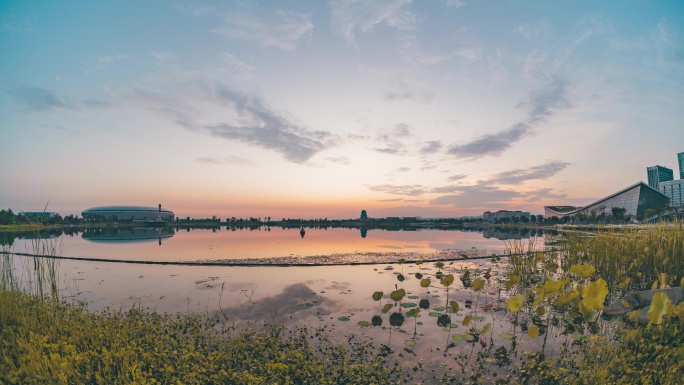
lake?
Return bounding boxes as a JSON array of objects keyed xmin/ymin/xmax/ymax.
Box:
[{"xmin": 2, "ymin": 226, "xmax": 555, "ymax": 382}]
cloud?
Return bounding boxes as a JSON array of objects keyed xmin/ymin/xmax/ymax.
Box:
[
  {"xmin": 444, "ymin": 0, "xmax": 465, "ymax": 8},
  {"xmin": 525, "ymin": 188, "xmax": 567, "ymax": 202},
  {"xmin": 325, "ymin": 156, "xmax": 351, "ymax": 165},
  {"xmin": 396, "ymin": 167, "xmax": 411, "ymax": 172},
  {"xmin": 655, "ymin": 20, "xmax": 684, "ymax": 69},
  {"xmin": 89, "ymin": 54, "xmax": 136, "ymax": 70},
  {"xmin": 384, "ymin": 74, "xmax": 434, "ymax": 102},
  {"xmin": 196, "ymin": 156, "xmax": 251, "ymax": 165},
  {"xmin": 522, "ymin": 76, "xmax": 571, "ymax": 124},
  {"xmin": 419, "ymin": 141, "xmax": 442, "ymax": 154},
  {"xmin": 446, "ymin": 123, "xmax": 530, "ymax": 159},
  {"xmin": 7, "ymin": 86, "xmax": 73, "ymax": 112},
  {"xmin": 330, "ymin": 0, "xmax": 416, "ymax": 46},
  {"xmin": 368, "ymin": 184, "xmax": 426, "ymax": 196},
  {"xmin": 492, "ymin": 161, "xmax": 570, "ymax": 184},
  {"xmin": 447, "ymin": 174, "xmax": 467, "ymax": 182},
  {"xmin": 429, "ymin": 183, "xmax": 522, "ymax": 207},
  {"xmin": 212, "ymin": 10, "xmax": 313, "ymax": 50}
]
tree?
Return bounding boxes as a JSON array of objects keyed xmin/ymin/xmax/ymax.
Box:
[{"xmin": 611, "ymin": 207, "xmax": 627, "ymax": 223}]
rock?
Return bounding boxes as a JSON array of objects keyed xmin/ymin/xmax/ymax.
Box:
[{"xmin": 603, "ymin": 287, "xmax": 683, "ymax": 322}]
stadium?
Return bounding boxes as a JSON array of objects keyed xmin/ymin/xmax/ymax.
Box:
[{"xmin": 82, "ymin": 205, "xmax": 174, "ymax": 222}]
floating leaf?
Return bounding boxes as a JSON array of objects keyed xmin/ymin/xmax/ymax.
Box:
[
  {"xmin": 449, "ymin": 300, "xmax": 460, "ymax": 313},
  {"xmin": 398, "ymin": 259, "xmax": 405, "ymax": 265},
  {"xmin": 464, "ymin": 333, "xmax": 478, "ymax": 342},
  {"xmin": 507, "ymin": 294, "xmax": 524, "ymax": 313},
  {"xmin": 554, "ymin": 291, "xmax": 579, "ymax": 306},
  {"xmin": 528, "ymin": 325, "xmax": 539, "ymax": 338},
  {"xmin": 397, "ymin": 274, "xmax": 405, "ymax": 282},
  {"xmin": 338, "ymin": 316, "xmax": 350, "ymax": 322},
  {"xmin": 357, "ymin": 321, "xmax": 372, "ymax": 327},
  {"xmin": 440, "ymin": 274, "xmax": 455, "ymax": 287},
  {"xmin": 452, "ymin": 334, "xmax": 465, "ymax": 343},
  {"xmin": 542, "ymin": 278, "xmax": 566, "ymax": 295},
  {"xmin": 481, "ymin": 323, "xmax": 492, "ymax": 334},
  {"xmin": 433, "ymin": 306, "xmax": 445, "ymax": 312},
  {"xmin": 472, "ymin": 278, "xmax": 486, "ymax": 291},
  {"xmin": 500, "ymin": 273, "xmax": 520, "ymax": 290},
  {"xmin": 390, "ymin": 289, "xmax": 406, "ymax": 302},
  {"xmin": 415, "ymin": 261, "xmax": 424, "ymax": 265},
  {"xmin": 406, "ymin": 308, "xmax": 420, "ymax": 318},
  {"xmin": 437, "ymin": 314, "xmax": 451, "ymax": 327},
  {"xmin": 581, "ymin": 279, "xmax": 608, "ymax": 311},
  {"xmin": 372, "ymin": 291, "xmax": 383, "ymax": 301},
  {"xmin": 408, "ymin": 295, "xmax": 419, "ymax": 299},
  {"xmin": 382, "ymin": 304, "xmax": 393, "ymax": 314},
  {"xmin": 500, "ymin": 332, "xmax": 514, "ymax": 340},
  {"xmin": 414, "ymin": 273, "xmax": 423, "ymax": 279},
  {"xmin": 428, "ymin": 312, "xmax": 441, "ymax": 317},
  {"xmin": 372, "ymin": 315, "xmax": 383, "ymax": 326},
  {"xmin": 435, "ymin": 262, "xmax": 444, "ymax": 269},
  {"xmin": 405, "ymin": 340, "xmax": 416, "ymax": 347},
  {"xmin": 419, "ymin": 299, "xmax": 430, "ymax": 309},
  {"xmin": 401, "ymin": 302, "xmax": 417, "ymax": 308},
  {"xmin": 462, "ymin": 315, "xmax": 473, "ymax": 326},
  {"xmin": 535, "ymin": 306, "xmax": 546, "ymax": 317},
  {"xmin": 420, "ymin": 278, "xmax": 431, "ymax": 288},
  {"xmin": 389, "ymin": 312, "xmax": 405, "ymax": 327},
  {"xmin": 647, "ymin": 291, "xmax": 671, "ymax": 325},
  {"xmin": 570, "ymin": 263, "xmax": 596, "ymax": 279}
]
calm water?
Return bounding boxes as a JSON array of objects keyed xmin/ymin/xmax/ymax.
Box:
[
  {"xmin": 2, "ymin": 227, "xmax": 554, "ymax": 382},
  {"xmin": 11, "ymin": 227, "xmax": 542, "ymax": 262}
]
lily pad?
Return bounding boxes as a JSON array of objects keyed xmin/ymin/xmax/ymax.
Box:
[
  {"xmin": 357, "ymin": 321, "xmax": 372, "ymax": 327},
  {"xmin": 338, "ymin": 316, "xmax": 350, "ymax": 322},
  {"xmin": 401, "ymin": 302, "xmax": 418, "ymax": 308}
]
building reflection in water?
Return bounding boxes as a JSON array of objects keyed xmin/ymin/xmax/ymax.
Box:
[{"xmin": 82, "ymin": 227, "xmax": 175, "ymax": 245}]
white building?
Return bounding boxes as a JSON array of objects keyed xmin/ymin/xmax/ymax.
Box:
[{"xmin": 660, "ymin": 179, "xmax": 684, "ymax": 208}]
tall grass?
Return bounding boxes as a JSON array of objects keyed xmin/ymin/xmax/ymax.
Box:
[{"xmin": 560, "ymin": 221, "xmax": 684, "ymax": 289}]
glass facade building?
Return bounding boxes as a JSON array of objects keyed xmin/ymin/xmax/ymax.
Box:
[
  {"xmin": 544, "ymin": 182, "xmax": 670, "ymax": 220},
  {"xmin": 678, "ymin": 152, "xmax": 684, "ymax": 180},
  {"xmin": 647, "ymin": 165, "xmax": 673, "ymax": 191}
]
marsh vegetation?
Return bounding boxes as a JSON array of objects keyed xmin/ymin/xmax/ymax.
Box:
[{"xmin": 1, "ymin": 223, "xmax": 683, "ymax": 384}]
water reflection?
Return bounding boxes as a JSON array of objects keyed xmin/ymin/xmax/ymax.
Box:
[{"xmin": 82, "ymin": 227, "xmax": 175, "ymax": 244}]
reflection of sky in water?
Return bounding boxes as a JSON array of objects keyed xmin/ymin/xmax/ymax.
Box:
[{"xmin": 17, "ymin": 228, "xmax": 540, "ymax": 262}]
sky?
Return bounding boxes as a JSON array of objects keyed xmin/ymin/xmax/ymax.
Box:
[{"xmin": 1, "ymin": 0, "xmax": 683, "ymax": 219}]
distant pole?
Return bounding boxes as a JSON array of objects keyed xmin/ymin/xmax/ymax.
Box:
[{"xmin": 158, "ymin": 204, "xmax": 162, "ymax": 222}]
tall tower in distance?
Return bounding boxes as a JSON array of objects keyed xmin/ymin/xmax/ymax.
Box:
[
  {"xmin": 678, "ymin": 152, "xmax": 684, "ymax": 180},
  {"xmin": 647, "ymin": 165, "xmax": 674, "ymax": 190}
]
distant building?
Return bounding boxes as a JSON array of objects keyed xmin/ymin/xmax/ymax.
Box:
[
  {"xmin": 678, "ymin": 152, "xmax": 684, "ymax": 180},
  {"xmin": 360, "ymin": 210, "xmax": 368, "ymax": 220},
  {"xmin": 544, "ymin": 182, "xmax": 669, "ymax": 220},
  {"xmin": 483, "ymin": 210, "xmax": 530, "ymax": 222},
  {"xmin": 647, "ymin": 165, "xmax": 674, "ymax": 190},
  {"xmin": 82, "ymin": 205, "xmax": 174, "ymax": 221},
  {"xmin": 661, "ymin": 179, "xmax": 684, "ymax": 208}
]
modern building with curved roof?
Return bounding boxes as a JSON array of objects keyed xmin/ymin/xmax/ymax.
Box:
[
  {"xmin": 544, "ymin": 182, "xmax": 669, "ymax": 220},
  {"xmin": 82, "ymin": 205, "xmax": 174, "ymax": 221}
]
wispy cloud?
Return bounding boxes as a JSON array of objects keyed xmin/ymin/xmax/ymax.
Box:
[
  {"xmin": 420, "ymin": 141, "xmax": 442, "ymax": 155},
  {"xmin": 492, "ymin": 161, "xmax": 570, "ymax": 184},
  {"xmin": 7, "ymin": 86, "xmax": 73, "ymax": 112},
  {"xmin": 325, "ymin": 156, "xmax": 351, "ymax": 165},
  {"xmin": 89, "ymin": 54, "xmax": 136, "ymax": 70},
  {"xmin": 429, "ymin": 183, "xmax": 522, "ymax": 207},
  {"xmin": 330, "ymin": 0, "xmax": 416, "ymax": 46},
  {"xmin": 447, "ymin": 123, "xmax": 529, "ymax": 159},
  {"xmin": 384, "ymin": 74, "xmax": 434, "ymax": 102},
  {"xmin": 368, "ymin": 184, "xmax": 426, "ymax": 196},
  {"xmin": 212, "ymin": 10, "xmax": 313, "ymax": 50},
  {"xmin": 522, "ymin": 75, "xmax": 571, "ymax": 124},
  {"xmin": 447, "ymin": 174, "xmax": 467, "ymax": 182},
  {"xmin": 196, "ymin": 156, "xmax": 252, "ymax": 165}
]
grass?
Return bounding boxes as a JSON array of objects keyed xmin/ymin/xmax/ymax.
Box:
[{"xmin": 0, "ymin": 291, "xmax": 402, "ymax": 385}]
